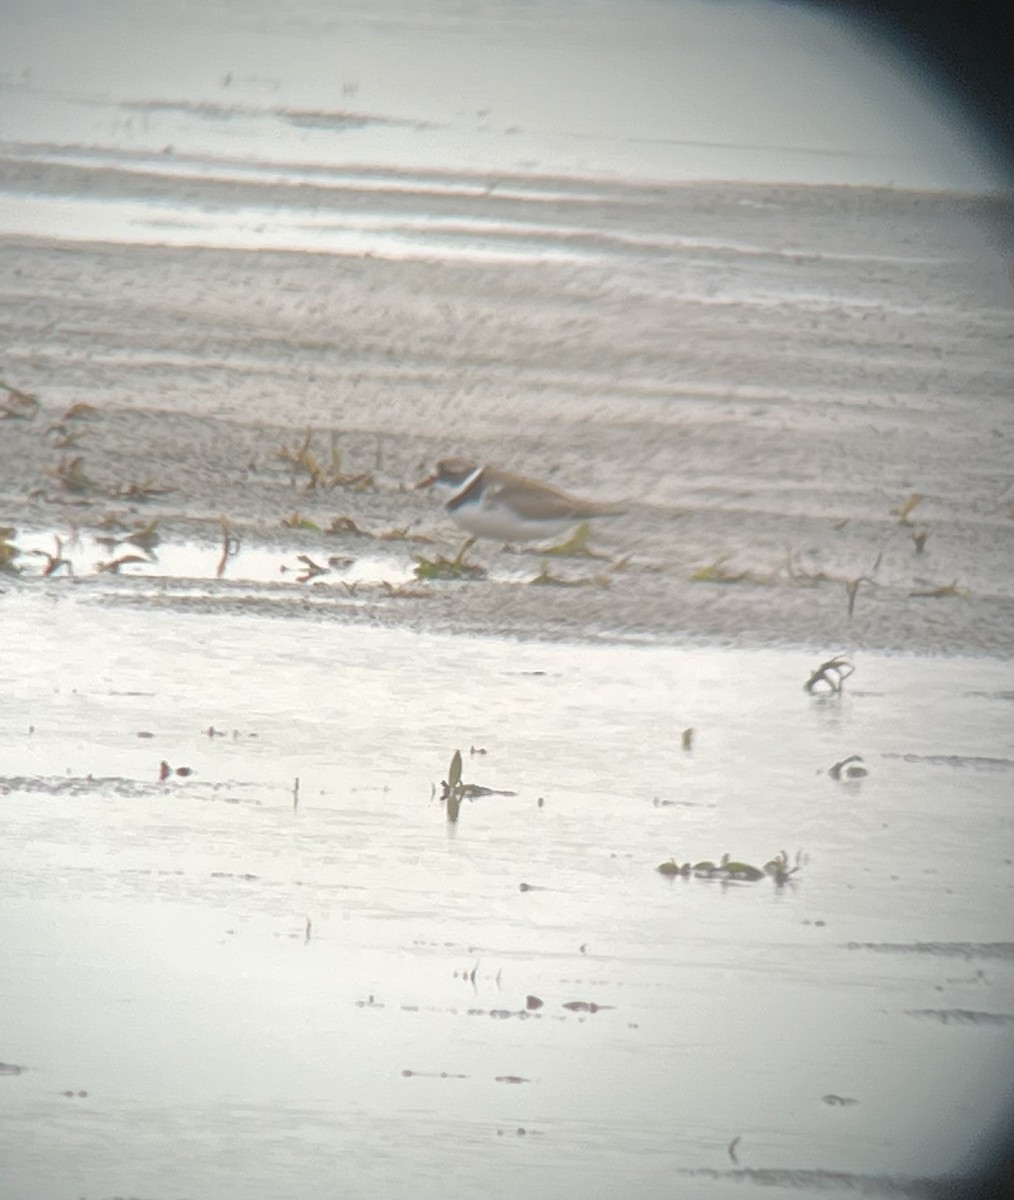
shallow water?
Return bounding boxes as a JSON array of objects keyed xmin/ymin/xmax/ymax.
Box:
[
  {"xmin": 0, "ymin": 0, "xmax": 1005, "ymax": 265},
  {"xmin": 2, "ymin": 2, "xmax": 1013, "ymax": 1194},
  {"xmin": 12, "ymin": 525, "xmax": 421, "ymax": 588},
  {"xmin": 2, "ymin": 588, "xmax": 1013, "ymax": 1198}
]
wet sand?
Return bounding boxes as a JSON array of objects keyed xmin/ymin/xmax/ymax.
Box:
[
  {"xmin": 3, "ymin": 175, "xmax": 1014, "ymax": 1200},
  {"xmin": 2, "ymin": 176, "xmax": 1013, "ymax": 655}
]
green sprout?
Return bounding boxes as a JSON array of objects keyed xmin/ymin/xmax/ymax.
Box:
[
  {"xmin": 413, "ymin": 538, "xmax": 486, "ymax": 580},
  {"xmin": 0, "ymin": 527, "xmax": 22, "ymax": 575}
]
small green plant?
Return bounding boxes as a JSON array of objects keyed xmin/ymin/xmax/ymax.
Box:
[
  {"xmin": 281, "ymin": 513, "xmax": 321, "ymax": 531},
  {"xmin": 413, "ymin": 538, "xmax": 486, "ymax": 580},
  {"xmin": 124, "ymin": 520, "xmax": 161, "ymax": 553},
  {"xmin": 719, "ymin": 857, "xmax": 766, "ymax": 882},
  {"xmin": 656, "ymin": 850, "xmax": 805, "ymax": 887},
  {"xmin": 690, "ymin": 556, "xmax": 752, "ymax": 584},
  {"xmin": 0, "ymin": 527, "xmax": 22, "ymax": 575},
  {"xmin": 536, "ymin": 522, "xmax": 610, "ymax": 559}
]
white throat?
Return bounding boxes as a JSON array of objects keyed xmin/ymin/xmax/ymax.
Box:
[{"xmin": 447, "ymin": 466, "xmax": 484, "ymax": 503}]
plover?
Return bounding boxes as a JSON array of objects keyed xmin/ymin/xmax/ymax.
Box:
[{"xmin": 418, "ymin": 458, "xmax": 626, "ymax": 544}]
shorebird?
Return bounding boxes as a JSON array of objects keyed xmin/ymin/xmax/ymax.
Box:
[{"xmin": 417, "ymin": 458, "xmax": 626, "ymax": 544}]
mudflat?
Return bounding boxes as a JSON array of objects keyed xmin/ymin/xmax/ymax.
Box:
[
  {"xmin": 2, "ymin": 176, "xmax": 1012, "ymax": 654},
  {"xmin": 4, "ymin": 174, "xmax": 1014, "ymax": 1200}
]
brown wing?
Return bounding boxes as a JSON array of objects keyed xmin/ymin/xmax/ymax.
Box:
[{"xmin": 487, "ymin": 475, "xmax": 626, "ymax": 521}]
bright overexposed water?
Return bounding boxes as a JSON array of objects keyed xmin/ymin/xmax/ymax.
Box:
[
  {"xmin": 1, "ymin": 588, "xmax": 1013, "ymax": 1198},
  {"xmin": 0, "ymin": 0, "xmax": 1006, "ymax": 262},
  {"xmin": 2, "ymin": 4, "xmax": 1013, "ymax": 1197}
]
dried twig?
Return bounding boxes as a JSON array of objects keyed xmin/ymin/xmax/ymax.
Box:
[
  {"xmin": 0, "ymin": 380, "xmax": 39, "ymax": 421},
  {"xmin": 804, "ymin": 657, "xmax": 854, "ymax": 694},
  {"xmin": 216, "ymin": 517, "xmax": 241, "ymax": 578}
]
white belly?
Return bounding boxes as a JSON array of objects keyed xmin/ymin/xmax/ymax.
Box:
[{"xmin": 449, "ymin": 503, "xmax": 573, "ymax": 543}]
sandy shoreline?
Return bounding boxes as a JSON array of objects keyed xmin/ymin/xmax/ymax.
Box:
[
  {"xmin": 2, "ymin": 178, "xmax": 1013, "ymax": 655},
  {"xmin": 3, "ymin": 175, "xmax": 1014, "ymax": 1199},
  {"xmin": 5, "ymin": 6, "xmax": 1014, "ymax": 1193}
]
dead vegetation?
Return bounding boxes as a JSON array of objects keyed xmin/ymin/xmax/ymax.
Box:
[
  {"xmin": 910, "ymin": 579, "xmax": 968, "ymax": 599},
  {"xmin": 326, "ymin": 514, "xmax": 433, "ymax": 544},
  {"xmin": 804, "ymin": 656, "xmax": 854, "ymax": 694},
  {"xmin": 828, "ymin": 755, "xmax": 868, "ymax": 780},
  {"xmin": 44, "ymin": 455, "xmax": 96, "ymax": 495},
  {"xmin": 96, "ymin": 554, "xmax": 150, "ymax": 574},
  {"xmin": 275, "ymin": 428, "xmax": 374, "ymax": 491},
  {"xmin": 690, "ymin": 490, "xmax": 966, "ymax": 619},
  {"xmin": 27, "ymin": 536, "xmax": 73, "ymax": 577},
  {"xmin": 656, "ymin": 850, "xmax": 805, "ymax": 886},
  {"xmin": 0, "ymin": 378, "xmax": 981, "ymax": 652},
  {"xmin": 216, "ymin": 517, "xmax": 241, "ymax": 578},
  {"xmin": 692, "ymin": 549, "xmax": 832, "ymax": 588},
  {"xmin": 38, "ymin": 452, "xmax": 172, "ymax": 504},
  {"xmin": 35, "ymin": 397, "xmax": 170, "ymax": 503},
  {"xmin": 0, "ymin": 379, "xmax": 39, "ymax": 421}
]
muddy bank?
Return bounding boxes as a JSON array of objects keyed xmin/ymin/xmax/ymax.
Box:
[{"xmin": 1, "ymin": 179, "xmax": 1013, "ymax": 654}]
